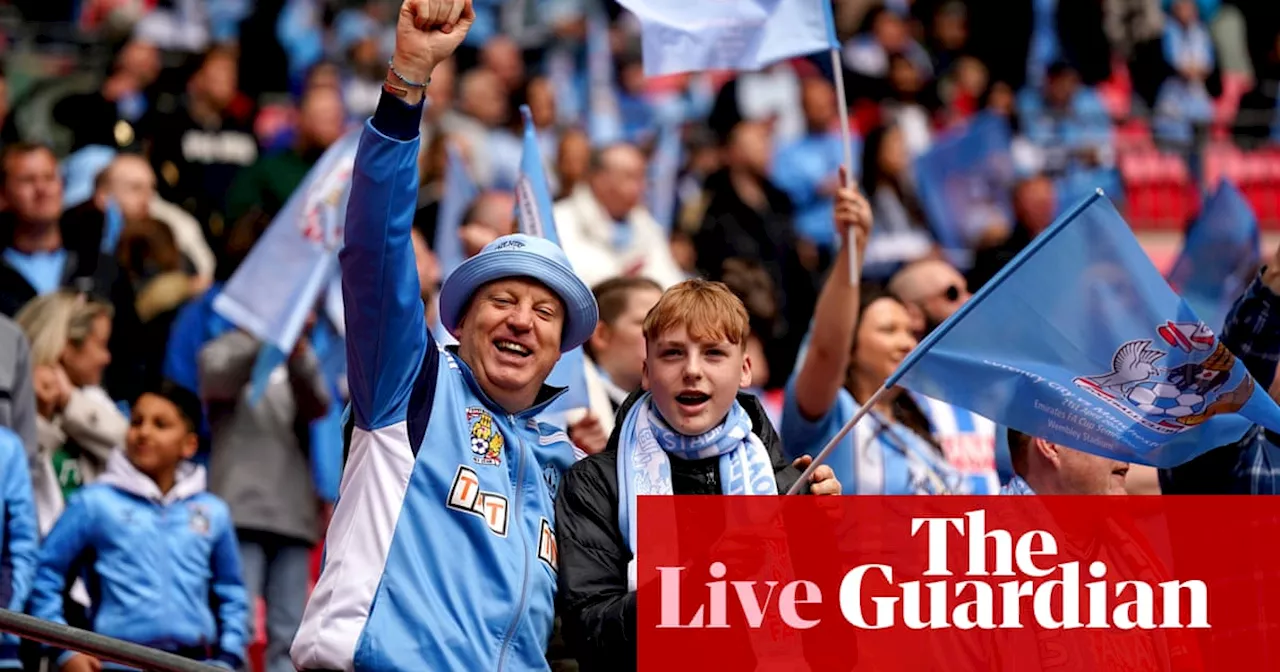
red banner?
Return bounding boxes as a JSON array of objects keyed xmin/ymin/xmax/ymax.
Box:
[{"xmin": 637, "ymin": 496, "xmax": 1280, "ymax": 671}]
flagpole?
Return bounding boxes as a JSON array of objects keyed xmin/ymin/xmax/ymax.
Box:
[
  {"xmin": 786, "ymin": 383, "xmax": 891, "ymax": 495},
  {"xmin": 829, "ymin": 47, "xmax": 860, "ymax": 288}
]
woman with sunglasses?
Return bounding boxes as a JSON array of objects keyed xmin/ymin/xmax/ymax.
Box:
[{"xmin": 781, "ymin": 193, "xmax": 967, "ymax": 495}]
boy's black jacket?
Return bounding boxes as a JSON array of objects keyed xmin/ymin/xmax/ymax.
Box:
[{"xmin": 550, "ymin": 389, "xmax": 811, "ymax": 672}]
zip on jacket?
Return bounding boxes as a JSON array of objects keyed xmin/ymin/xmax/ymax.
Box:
[
  {"xmin": 290, "ymin": 93, "xmax": 577, "ymax": 672},
  {"xmin": 0, "ymin": 426, "xmax": 37, "ymax": 668},
  {"xmin": 27, "ymin": 450, "xmax": 248, "ymax": 670}
]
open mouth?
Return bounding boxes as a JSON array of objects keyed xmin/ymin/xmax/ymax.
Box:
[
  {"xmin": 675, "ymin": 391, "xmax": 711, "ymax": 408},
  {"xmin": 494, "ymin": 339, "xmax": 532, "ymax": 358}
]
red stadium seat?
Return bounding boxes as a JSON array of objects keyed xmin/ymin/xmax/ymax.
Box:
[{"xmin": 1121, "ymin": 148, "xmax": 1196, "ymax": 230}]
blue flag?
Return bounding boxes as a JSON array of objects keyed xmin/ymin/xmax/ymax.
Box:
[
  {"xmin": 886, "ymin": 190, "xmax": 1280, "ymax": 468},
  {"xmin": 213, "ymin": 127, "xmax": 361, "ymax": 403},
  {"xmin": 514, "ymin": 105, "xmax": 591, "ymax": 421},
  {"xmin": 586, "ymin": 9, "xmax": 624, "ymax": 146},
  {"xmin": 435, "ymin": 140, "xmax": 478, "ymax": 281},
  {"xmin": 1166, "ymin": 180, "xmax": 1261, "ymax": 334},
  {"xmin": 616, "ymin": 0, "xmax": 839, "ymax": 77},
  {"xmin": 914, "ymin": 112, "xmax": 1016, "ymax": 270},
  {"xmin": 647, "ymin": 121, "xmax": 683, "ymax": 234}
]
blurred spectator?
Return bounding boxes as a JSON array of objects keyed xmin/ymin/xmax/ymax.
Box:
[
  {"xmin": 226, "ymin": 85, "xmax": 346, "ymax": 224},
  {"xmin": 556, "ymin": 143, "xmax": 685, "ymax": 288},
  {"xmin": 843, "ymin": 6, "xmax": 933, "ymax": 100},
  {"xmin": 480, "ymin": 35, "xmax": 526, "ymax": 95},
  {"xmin": 554, "ymin": 128, "xmax": 591, "ymax": 201},
  {"xmin": 771, "ymin": 76, "xmax": 858, "ymax": 260},
  {"xmin": 968, "ymin": 173, "xmax": 1059, "ymax": 290},
  {"xmin": 441, "ymin": 67, "xmax": 514, "ymax": 188},
  {"xmin": 1155, "ymin": 0, "xmax": 1217, "ymax": 147},
  {"xmin": 858, "ymin": 122, "xmax": 936, "ymax": 280},
  {"xmin": 1015, "ymin": 62, "xmax": 1120, "ymax": 205},
  {"xmin": 332, "ymin": 8, "xmax": 390, "ymax": 119},
  {"xmin": 198, "ymin": 319, "xmax": 329, "ymax": 672},
  {"xmin": 457, "ymin": 190, "xmax": 516, "ymax": 259},
  {"xmin": 691, "ymin": 120, "xmax": 815, "ymax": 383},
  {"xmin": 15, "ymin": 291, "xmax": 125, "ymax": 538},
  {"xmin": 0, "ymin": 143, "xmax": 121, "ymax": 316},
  {"xmin": 883, "ymin": 54, "xmax": 936, "ymax": 158},
  {"xmin": 0, "ymin": 314, "xmax": 37, "ymax": 455},
  {"xmin": 142, "ymin": 47, "xmax": 258, "ymax": 243},
  {"xmin": 52, "ymin": 39, "xmax": 163, "ymax": 153},
  {"xmin": 574, "ymin": 275, "xmax": 663, "ymax": 444},
  {"xmin": 0, "ymin": 423, "xmax": 34, "ymax": 671}
]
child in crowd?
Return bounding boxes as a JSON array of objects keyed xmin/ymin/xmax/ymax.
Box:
[
  {"xmin": 554, "ymin": 278, "xmax": 843, "ymax": 670},
  {"xmin": 28, "ymin": 381, "xmax": 248, "ymax": 672},
  {"xmin": 0, "ymin": 426, "xmax": 36, "ymax": 671}
]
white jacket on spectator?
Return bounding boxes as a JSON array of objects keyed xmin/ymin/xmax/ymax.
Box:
[
  {"xmin": 31, "ymin": 385, "xmax": 128, "ymax": 538},
  {"xmin": 553, "ymin": 185, "xmax": 685, "ymax": 290}
]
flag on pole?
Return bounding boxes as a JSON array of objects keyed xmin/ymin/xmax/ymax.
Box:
[
  {"xmin": 514, "ymin": 104, "xmax": 591, "ymax": 419},
  {"xmin": 586, "ymin": 8, "xmax": 624, "ymax": 146},
  {"xmin": 913, "ymin": 112, "xmax": 1016, "ymax": 270},
  {"xmin": 884, "ymin": 190, "xmax": 1280, "ymax": 469},
  {"xmin": 212, "ymin": 127, "xmax": 361, "ymax": 403},
  {"xmin": 1166, "ymin": 179, "xmax": 1261, "ymax": 334},
  {"xmin": 646, "ymin": 121, "xmax": 683, "ymax": 233},
  {"xmin": 435, "ymin": 141, "xmax": 478, "ymax": 281},
  {"xmin": 615, "ymin": 0, "xmax": 840, "ymax": 77}
]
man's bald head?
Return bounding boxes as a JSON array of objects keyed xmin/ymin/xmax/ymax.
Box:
[
  {"xmin": 888, "ymin": 258, "xmax": 971, "ymax": 335},
  {"xmin": 95, "ymin": 154, "xmax": 155, "ymax": 222},
  {"xmin": 588, "ymin": 144, "xmax": 647, "ymax": 221}
]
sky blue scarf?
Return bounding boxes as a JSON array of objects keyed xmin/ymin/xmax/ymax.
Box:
[{"xmin": 617, "ymin": 393, "xmax": 777, "ymax": 590}]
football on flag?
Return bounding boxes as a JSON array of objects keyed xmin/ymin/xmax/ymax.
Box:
[{"xmin": 1126, "ymin": 382, "xmax": 1206, "ymax": 419}]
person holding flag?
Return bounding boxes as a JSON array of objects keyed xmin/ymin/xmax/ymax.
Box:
[
  {"xmin": 790, "ymin": 189, "xmax": 1280, "ymax": 494},
  {"xmin": 289, "ymin": 1, "xmax": 599, "ymax": 670},
  {"xmin": 782, "ymin": 172, "xmax": 969, "ymax": 495}
]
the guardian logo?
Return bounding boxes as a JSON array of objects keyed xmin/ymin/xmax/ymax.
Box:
[{"xmin": 655, "ymin": 510, "xmax": 1209, "ymax": 632}]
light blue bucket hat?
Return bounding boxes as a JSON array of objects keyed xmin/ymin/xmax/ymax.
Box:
[{"xmin": 438, "ymin": 234, "xmax": 598, "ymax": 353}]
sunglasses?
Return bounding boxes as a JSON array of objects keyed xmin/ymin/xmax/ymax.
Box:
[{"xmin": 938, "ymin": 284, "xmax": 962, "ymax": 302}]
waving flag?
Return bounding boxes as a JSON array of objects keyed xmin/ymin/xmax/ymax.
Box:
[
  {"xmin": 914, "ymin": 112, "xmax": 1016, "ymax": 270},
  {"xmin": 586, "ymin": 8, "xmax": 624, "ymax": 146},
  {"xmin": 647, "ymin": 121, "xmax": 683, "ymax": 233},
  {"xmin": 616, "ymin": 0, "xmax": 839, "ymax": 77},
  {"xmin": 884, "ymin": 190, "xmax": 1280, "ymax": 469},
  {"xmin": 1166, "ymin": 180, "xmax": 1261, "ymax": 334},
  {"xmin": 435, "ymin": 141, "xmax": 478, "ymax": 281},
  {"xmin": 213, "ymin": 127, "xmax": 361, "ymax": 403},
  {"xmin": 514, "ymin": 105, "xmax": 591, "ymax": 420}
]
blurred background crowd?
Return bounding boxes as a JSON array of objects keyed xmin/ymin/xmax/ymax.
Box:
[{"xmin": 0, "ymin": 0, "xmax": 1278, "ymax": 669}]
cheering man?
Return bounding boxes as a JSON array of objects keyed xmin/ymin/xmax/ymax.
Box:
[{"xmin": 289, "ymin": 1, "xmax": 600, "ymax": 669}]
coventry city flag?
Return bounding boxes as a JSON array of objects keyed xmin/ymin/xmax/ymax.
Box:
[
  {"xmin": 213, "ymin": 127, "xmax": 361, "ymax": 403},
  {"xmin": 885, "ymin": 190, "xmax": 1280, "ymax": 468}
]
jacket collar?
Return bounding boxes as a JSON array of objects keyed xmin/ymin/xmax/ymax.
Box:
[
  {"xmin": 445, "ymin": 345, "xmax": 568, "ymax": 420},
  {"xmin": 97, "ymin": 449, "xmax": 207, "ymax": 505}
]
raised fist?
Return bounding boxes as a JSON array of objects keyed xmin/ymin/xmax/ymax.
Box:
[{"xmin": 392, "ymin": 0, "xmax": 475, "ymax": 85}]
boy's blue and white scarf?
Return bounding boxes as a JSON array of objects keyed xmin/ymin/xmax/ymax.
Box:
[{"xmin": 617, "ymin": 392, "xmax": 777, "ymax": 591}]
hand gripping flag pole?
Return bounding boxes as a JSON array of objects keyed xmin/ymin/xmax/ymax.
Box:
[{"xmin": 786, "ymin": 384, "xmax": 892, "ymax": 495}]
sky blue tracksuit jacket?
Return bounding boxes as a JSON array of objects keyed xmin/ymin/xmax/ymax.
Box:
[
  {"xmin": 0, "ymin": 427, "xmax": 36, "ymax": 670},
  {"xmin": 27, "ymin": 451, "xmax": 248, "ymax": 670},
  {"xmin": 289, "ymin": 93, "xmax": 577, "ymax": 672}
]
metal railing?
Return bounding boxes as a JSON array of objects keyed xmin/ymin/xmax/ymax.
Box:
[{"xmin": 0, "ymin": 609, "xmax": 223, "ymax": 672}]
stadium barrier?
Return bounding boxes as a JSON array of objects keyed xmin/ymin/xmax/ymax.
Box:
[{"xmin": 0, "ymin": 609, "xmax": 223, "ymax": 672}]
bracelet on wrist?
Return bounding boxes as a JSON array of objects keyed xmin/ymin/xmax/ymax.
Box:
[{"xmin": 388, "ymin": 60, "xmax": 431, "ymax": 89}]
